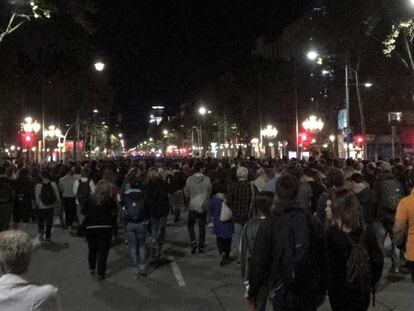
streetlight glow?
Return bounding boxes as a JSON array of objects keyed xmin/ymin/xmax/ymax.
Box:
[
  {"xmin": 364, "ymin": 82, "xmax": 373, "ymax": 88},
  {"xmin": 307, "ymin": 50, "xmax": 319, "ymax": 61},
  {"xmin": 94, "ymin": 61, "xmax": 105, "ymax": 72},
  {"xmin": 329, "ymin": 135, "xmax": 336, "ymax": 143},
  {"xmin": 302, "ymin": 115, "xmax": 324, "ymax": 133},
  {"xmin": 261, "ymin": 125, "xmax": 278, "ymax": 139},
  {"xmin": 198, "ymin": 107, "xmax": 207, "ymax": 116},
  {"xmin": 163, "ymin": 129, "xmax": 169, "ymax": 136},
  {"xmin": 93, "ymin": 109, "xmax": 99, "ymax": 114}
]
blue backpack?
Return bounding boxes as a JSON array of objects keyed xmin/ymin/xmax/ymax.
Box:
[{"xmin": 123, "ymin": 189, "xmax": 146, "ymax": 223}]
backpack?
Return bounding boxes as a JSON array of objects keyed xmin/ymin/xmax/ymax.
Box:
[
  {"xmin": 123, "ymin": 189, "xmax": 145, "ymax": 223},
  {"xmin": 379, "ymin": 178, "xmax": 403, "ymax": 213},
  {"xmin": 40, "ymin": 182, "xmax": 56, "ymax": 205},
  {"xmin": 77, "ymin": 180, "xmax": 91, "ymax": 207},
  {"xmin": 270, "ymin": 208, "xmax": 323, "ymax": 307},
  {"xmin": 0, "ymin": 178, "xmax": 13, "ymax": 204},
  {"xmin": 346, "ymin": 230, "xmax": 374, "ymax": 304}
]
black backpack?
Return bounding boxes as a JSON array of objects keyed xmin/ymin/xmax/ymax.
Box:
[
  {"xmin": 40, "ymin": 182, "xmax": 56, "ymax": 205},
  {"xmin": 379, "ymin": 178, "xmax": 403, "ymax": 213},
  {"xmin": 122, "ymin": 189, "xmax": 146, "ymax": 223},
  {"xmin": 0, "ymin": 177, "xmax": 13, "ymax": 204},
  {"xmin": 77, "ymin": 180, "xmax": 91, "ymax": 207},
  {"xmin": 270, "ymin": 208, "xmax": 323, "ymax": 307},
  {"xmin": 346, "ymin": 230, "xmax": 374, "ymax": 304}
]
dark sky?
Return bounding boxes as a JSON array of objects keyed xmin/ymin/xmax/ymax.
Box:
[{"xmin": 92, "ymin": 1, "xmax": 306, "ymax": 134}]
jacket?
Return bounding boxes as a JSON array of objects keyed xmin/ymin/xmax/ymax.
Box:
[
  {"xmin": 185, "ymin": 173, "xmax": 211, "ymax": 213},
  {"xmin": 144, "ymin": 178, "xmax": 170, "ymax": 218},
  {"xmin": 0, "ymin": 274, "xmax": 60, "ymax": 311},
  {"xmin": 84, "ymin": 198, "xmax": 118, "ymax": 229},
  {"xmin": 326, "ymin": 225, "xmax": 384, "ymax": 310},
  {"xmin": 34, "ymin": 179, "xmax": 61, "ymax": 210},
  {"xmin": 353, "ymin": 183, "xmax": 375, "ymax": 225},
  {"xmin": 227, "ymin": 180, "xmax": 252, "ymax": 225}
]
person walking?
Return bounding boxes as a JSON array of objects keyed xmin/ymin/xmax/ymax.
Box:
[
  {"xmin": 166, "ymin": 163, "xmax": 186, "ymax": 223},
  {"xmin": 123, "ymin": 175, "xmax": 149, "ymax": 276},
  {"xmin": 247, "ymin": 174, "xmax": 326, "ymax": 311},
  {"xmin": 73, "ymin": 168, "xmax": 96, "ymax": 217},
  {"xmin": 13, "ymin": 168, "xmax": 33, "ymax": 231},
  {"xmin": 145, "ymin": 167, "xmax": 169, "ymax": 258},
  {"xmin": 35, "ymin": 170, "xmax": 61, "ymax": 242},
  {"xmin": 0, "ymin": 230, "xmax": 61, "ymax": 311},
  {"xmin": 325, "ymin": 191, "xmax": 384, "ymax": 311},
  {"xmin": 184, "ymin": 162, "xmax": 211, "ymax": 254},
  {"xmin": 227, "ymin": 166, "xmax": 252, "ymax": 263},
  {"xmin": 59, "ymin": 166, "xmax": 76, "ymax": 229},
  {"xmin": 0, "ymin": 166, "xmax": 14, "ymax": 232},
  {"xmin": 84, "ymin": 180, "xmax": 118, "ymax": 280}
]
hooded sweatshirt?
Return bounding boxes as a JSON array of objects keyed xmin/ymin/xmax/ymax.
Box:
[
  {"xmin": 352, "ymin": 182, "xmax": 375, "ymax": 224},
  {"xmin": 185, "ymin": 173, "xmax": 211, "ymax": 213}
]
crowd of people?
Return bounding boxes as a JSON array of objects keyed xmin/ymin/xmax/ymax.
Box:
[{"xmin": 0, "ymin": 155, "xmax": 412, "ymax": 310}]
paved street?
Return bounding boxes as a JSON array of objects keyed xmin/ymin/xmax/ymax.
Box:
[{"xmin": 24, "ymin": 213, "xmax": 413, "ymax": 311}]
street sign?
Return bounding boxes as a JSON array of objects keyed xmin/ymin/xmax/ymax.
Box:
[{"xmin": 343, "ymin": 127, "xmax": 353, "ymax": 143}]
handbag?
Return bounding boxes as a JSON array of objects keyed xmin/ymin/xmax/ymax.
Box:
[{"xmin": 220, "ymin": 201, "xmax": 232, "ymax": 222}]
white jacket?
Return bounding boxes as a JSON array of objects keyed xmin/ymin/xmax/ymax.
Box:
[{"xmin": 0, "ymin": 274, "xmax": 61, "ymax": 311}]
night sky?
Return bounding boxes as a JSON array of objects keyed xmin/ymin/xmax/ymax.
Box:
[{"xmin": 92, "ymin": 1, "xmax": 306, "ymax": 135}]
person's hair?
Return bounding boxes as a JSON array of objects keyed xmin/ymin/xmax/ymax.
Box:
[
  {"xmin": 17, "ymin": 168, "xmax": 29, "ymax": 180},
  {"xmin": 129, "ymin": 176, "xmax": 140, "ymax": 189},
  {"xmin": 40, "ymin": 169, "xmax": 51, "ymax": 180},
  {"xmin": 81, "ymin": 167, "xmax": 90, "ymax": 178},
  {"xmin": 327, "ymin": 168, "xmax": 345, "ymax": 188},
  {"xmin": 0, "ymin": 230, "xmax": 32, "ymax": 275},
  {"xmin": 276, "ymin": 174, "xmax": 299, "ymax": 200},
  {"xmin": 94, "ymin": 180, "xmax": 112, "ymax": 206},
  {"xmin": 332, "ymin": 192, "xmax": 362, "ymax": 231},
  {"xmin": 102, "ymin": 170, "xmax": 115, "ymax": 184},
  {"xmin": 194, "ymin": 161, "xmax": 204, "ymax": 173},
  {"xmin": 148, "ymin": 167, "xmax": 159, "ymax": 181},
  {"xmin": 236, "ymin": 166, "xmax": 248, "ymax": 180},
  {"xmin": 255, "ymin": 191, "xmax": 274, "ymax": 217},
  {"xmin": 351, "ymin": 173, "xmax": 364, "ymax": 184}
]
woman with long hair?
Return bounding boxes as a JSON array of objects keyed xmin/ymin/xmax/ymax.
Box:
[
  {"xmin": 144, "ymin": 167, "xmax": 169, "ymax": 258},
  {"xmin": 325, "ymin": 192, "xmax": 383, "ymax": 311},
  {"xmin": 84, "ymin": 180, "xmax": 118, "ymax": 280}
]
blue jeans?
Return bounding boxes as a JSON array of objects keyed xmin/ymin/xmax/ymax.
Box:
[
  {"xmin": 233, "ymin": 223, "xmax": 243, "ymax": 260},
  {"xmin": 374, "ymin": 221, "xmax": 401, "ymax": 269},
  {"xmin": 151, "ymin": 217, "xmax": 167, "ymax": 252},
  {"xmin": 126, "ymin": 222, "xmax": 147, "ymax": 271}
]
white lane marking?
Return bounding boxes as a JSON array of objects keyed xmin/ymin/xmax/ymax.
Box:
[{"xmin": 167, "ymin": 255, "xmax": 186, "ymax": 287}]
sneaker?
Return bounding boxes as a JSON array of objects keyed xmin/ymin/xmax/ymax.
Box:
[
  {"xmin": 207, "ymin": 222, "xmax": 213, "ymax": 228},
  {"xmin": 98, "ymin": 275, "xmax": 105, "ymax": 281},
  {"xmin": 90, "ymin": 269, "xmax": 96, "ymax": 275},
  {"xmin": 198, "ymin": 247, "xmax": 204, "ymax": 254},
  {"xmin": 139, "ymin": 271, "xmax": 147, "ymax": 277},
  {"xmin": 220, "ymin": 254, "xmax": 226, "ymax": 266},
  {"xmin": 44, "ymin": 237, "xmax": 51, "ymax": 242},
  {"xmin": 191, "ymin": 242, "xmax": 198, "ymax": 254}
]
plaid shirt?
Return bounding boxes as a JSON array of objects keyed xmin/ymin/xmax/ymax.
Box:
[{"xmin": 227, "ymin": 180, "xmax": 252, "ymax": 225}]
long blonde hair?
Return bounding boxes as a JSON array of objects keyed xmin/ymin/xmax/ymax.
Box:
[{"xmin": 94, "ymin": 180, "xmax": 112, "ymax": 206}]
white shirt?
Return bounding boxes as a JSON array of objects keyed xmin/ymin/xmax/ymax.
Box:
[{"xmin": 0, "ymin": 274, "xmax": 61, "ymax": 311}]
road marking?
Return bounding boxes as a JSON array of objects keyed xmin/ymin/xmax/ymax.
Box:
[{"xmin": 167, "ymin": 255, "xmax": 186, "ymax": 287}]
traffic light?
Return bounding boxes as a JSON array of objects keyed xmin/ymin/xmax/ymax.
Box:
[
  {"xmin": 22, "ymin": 133, "xmax": 34, "ymax": 147},
  {"xmin": 299, "ymin": 131, "xmax": 312, "ymax": 147},
  {"xmin": 354, "ymin": 135, "xmax": 364, "ymax": 146}
]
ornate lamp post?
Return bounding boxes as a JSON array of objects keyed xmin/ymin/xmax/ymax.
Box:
[
  {"xmin": 22, "ymin": 117, "xmax": 41, "ymax": 163},
  {"xmin": 302, "ymin": 115, "xmax": 324, "ymax": 134},
  {"xmin": 44, "ymin": 125, "xmax": 62, "ymax": 161},
  {"xmin": 261, "ymin": 125, "xmax": 278, "ymax": 158}
]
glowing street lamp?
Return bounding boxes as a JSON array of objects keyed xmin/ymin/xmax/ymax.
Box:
[
  {"xmin": 364, "ymin": 82, "xmax": 373, "ymax": 88},
  {"xmin": 329, "ymin": 135, "xmax": 336, "ymax": 143},
  {"xmin": 163, "ymin": 129, "xmax": 169, "ymax": 136},
  {"xmin": 94, "ymin": 61, "xmax": 105, "ymax": 72},
  {"xmin": 261, "ymin": 125, "xmax": 278, "ymax": 139},
  {"xmin": 198, "ymin": 106, "xmax": 207, "ymax": 116},
  {"xmin": 307, "ymin": 50, "xmax": 319, "ymax": 61},
  {"xmin": 302, "ymin": 115, "xmax": 324, "ymax": 134}
]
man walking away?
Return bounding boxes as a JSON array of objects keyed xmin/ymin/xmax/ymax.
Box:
[
  {"xmin": 227, "ymin": 166, "xmax": 252, "ymax": 263},
  {"xmin": 35, "ymin": 170, "xmax": 62, "ymax": 242},
  {"xmin": 373, "ymin": 161, "xmax": 404, "ymax": 274},
  {"xmin": 185, "ymin": 162, "xmax": 211, "ymax": 254},
  {"xmin": 167, "ymin": 163, "xmax": 186, "ymax": 223},
  {"xmin": 247, "ymin": 174, "xmax": 326, "ymax": 311},
  {"xmin": 73, "ymin": 168, "xmax": 95, "ymax": 218},
  {"xmin": 0, "ymin": 166, "xmax": 14, "ymax": 232},
  {"xmin": 59, "ymin": 166, "xmax": 76, "ymax": 229}
]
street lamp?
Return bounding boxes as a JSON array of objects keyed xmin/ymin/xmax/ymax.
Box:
[
  {"xmin": 261, "ymin": 125, "xmax": 278, "ymax": 158},
  {"xmin": 307, "ymin": 50, "xmax": 319, "ymax": 61},
  {"xmin": 302, "ymin": 115, "xmax": 324, "ymax": 134},
  {"xmin": 22, "ymin": 116, "xmax": 41, "ymax": 163},
  {"xmin": 45, "ymin": 125, "xmax": 63, "ymax": 161},
  {"xmin": 93, "ymin": 109, "xmax": 99, "ymax": 114},
  {"xmin": 329, "ymin": 135, "xmax": 336, "ymax": 143},
  {"xmin": 94, "ymin": 61, "xmax": 105, "ymax": 72},
  {"xmin": 364, "ymin": 82, "xmax": 373, "ymax": 88},
  {"xmin": 162, "ymin": 129, "xmax": 169, "ymax": 136},
  {"xmin": 198, "ymin": 106, "xmax": 207, "ymax": 116}
]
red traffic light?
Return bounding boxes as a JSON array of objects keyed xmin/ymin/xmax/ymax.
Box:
[
  {"xmin": 21, "ymin": 133, "xmax": 34, "ymax": 146},
  {"xmin": 354, "ymin": 135, "xmax": 364, "ymax": 144}
]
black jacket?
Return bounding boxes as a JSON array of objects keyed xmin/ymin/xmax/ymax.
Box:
[
  {"xmin": 248, "ymin": 199, "xmax": 326, "ymax": 310},
  {"xmin": 144, "ymin": 178, "xmax": 170, "ymax": 218},
  {"xmin": 84, "ymin": 198, "xmax": 118, "ymax": 229},
  {"xmin": 326, "ymin": 225, "xmax": 384, "ymax": 310}
]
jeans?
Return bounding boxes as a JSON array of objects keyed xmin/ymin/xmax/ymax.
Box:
[
  {"xmin": 216, "ymin": 237, "xmax": 231, "ymax": 258},
  {"xmin": 187, "ymin": 210, "xmax": 207, "ymax": 248},
  {"xmin": 62, "ymin": 197, "xmax": 76, "ymax": 227},
  {"xmin": 233, "ymin": 223, "xmax": 243, "ymax": 260},
  {"xmin": 38, "ymin": 208, "xmax": 55, "ymax": 239},
  {"xmin": 375, "ymin": 221, "xmax": 401, "ymax": 269},
  {"xmin": 86, "ymin": 227, "xmax": 112, "ymax": 277},
  {"xmin": 0, "ymin": 202, "xmax": 13, "ymax": 232},
  {"xmin": 127, "ymin": 222, "xmax": 147, "ymax": 271},
  {"xmin": 408, "ymin": 261, "xmax": 414, "ymax": 283},
  {"xmin": 151, "ymin": 217, "xmax": 167, "ymax": 252}
]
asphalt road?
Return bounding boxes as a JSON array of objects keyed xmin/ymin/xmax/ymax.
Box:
[{"xmin": 23, "ymin": 213, "xmax": 413, "ymax": 311}]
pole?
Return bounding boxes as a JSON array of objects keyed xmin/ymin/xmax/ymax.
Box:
[
  {"xmin": 391, "ymin": 125, "xmax": 396, "ymax": 159},
  {"xmin": 345, "ymin": 62, "xmax": 351, "ymax": 158},
  {"xmin": 354, "ymin": 69, "xmax": 367, "ymax": 159},
  {"xmin": 294, "ymin": 60, "xmax": 299, "ymax": 159}
]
